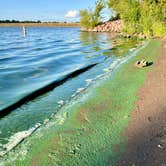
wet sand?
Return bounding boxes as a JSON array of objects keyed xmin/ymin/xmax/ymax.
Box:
[{"xmin": 117, "ymin": 39, "xmax": 166, "ymax": 166}]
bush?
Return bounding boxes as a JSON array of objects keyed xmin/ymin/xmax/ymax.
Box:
[
  {"xmin": 152, "ymin": 22, "xmax": 166, "ymax": 36},
  {"xmin": 80, "ymin": 0, "xmax": 105, "ymax": 29},
  {"xmin": 107, "ymin": 0, "xmax": 166, "ymax": 37}
]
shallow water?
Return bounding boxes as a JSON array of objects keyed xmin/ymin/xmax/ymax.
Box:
[{"xmin": 0, "ymin": 27, "xmax": 140, "ymax": 152}]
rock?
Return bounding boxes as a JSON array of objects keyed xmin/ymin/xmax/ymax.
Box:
[
  {"xmin": 134, "ymin": 59, "xmax": 150, "ymax": 68},
  {"xmin": 134, "ymin": 61, "xmax": 143, "ymax": 68},
  {"xmin": 93, "ymin": 27, "xmax": 98, "ymax": 32},
  {"xmin": 147, "ymin": 116, "xmax": 152, "ymax": 122},
  {"xmin": 157, "ymin": 144, "xmax": 163, "ymax": 149},
  {"xmin": 126, "ymin": 35, "xmax": 131, "ymax": 38},
  {"xmin": 138, "ymin": 33, "xmax": 146, "ymax": 39}
]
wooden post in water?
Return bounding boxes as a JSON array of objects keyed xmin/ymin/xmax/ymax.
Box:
[{"xmin": 22, "ymin": 26, "xmax": 27, "ymax": 37}]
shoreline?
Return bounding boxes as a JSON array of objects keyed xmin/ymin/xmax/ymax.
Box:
[
  {"xmin": 0, "ymin": 23, "xmax": 80, "ymax": 27},
  {"xmin": 117, "ymin": 38, "xmax": 166, "ymax": 165},
  {"xmin": 0, "ymin": 41, "xmax": 146, "ymax": 158},
  {"xmin": 1, "ymin": 39, "xmax": 162, "ymax": 165}
]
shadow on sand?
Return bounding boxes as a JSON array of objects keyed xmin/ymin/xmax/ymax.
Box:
[
  {"xmin": 146, "ymin": 61, "xmax": 154, "ymax": 67},
  {"xmin": 115, "ymin": 108, "xmax": 166, "ymax": 166}
]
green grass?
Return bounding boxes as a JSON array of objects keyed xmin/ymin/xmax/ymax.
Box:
[{"xmin": 4, "ymin": 40, "xmax": 161, "ymax": 166}]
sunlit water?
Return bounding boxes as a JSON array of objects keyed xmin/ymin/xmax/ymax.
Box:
[{"xmin": 0, "ymin": 27, "xmax": 140, "ymax": 152}]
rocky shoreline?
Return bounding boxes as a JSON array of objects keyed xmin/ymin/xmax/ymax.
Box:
[
  {"xmin": 83, "ymin": 20, "xmax": 147, "ymax": 39},
  {"xmin": 93, "ymin": 20, "xmax": 123, "ymax": 33},
  {"xmin": 83, "ymin": 20, "xmax": 123, "ymax": 33}
]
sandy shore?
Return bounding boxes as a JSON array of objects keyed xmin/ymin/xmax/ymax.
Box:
[{"xmin": 117, "ymin": 39, "xmax": 166, "ymax": 166}]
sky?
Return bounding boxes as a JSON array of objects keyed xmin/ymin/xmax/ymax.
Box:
[{"xmin": 0, "ymin": 0, "xmax": 110, "ymax": 22}]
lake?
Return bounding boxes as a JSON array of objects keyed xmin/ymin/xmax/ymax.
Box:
[{"xmin": 0, "ymin": 27, "xmax": 140, "ymax": 153}]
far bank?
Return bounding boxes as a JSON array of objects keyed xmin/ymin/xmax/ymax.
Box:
[{"xmin": 0, "ymin": 22, "xmax": 80, "ymax": 27}]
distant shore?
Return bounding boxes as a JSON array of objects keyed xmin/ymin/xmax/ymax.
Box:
[{"xmin": 0, "ymin": 22, "xmax": 80, "ymax": 27}]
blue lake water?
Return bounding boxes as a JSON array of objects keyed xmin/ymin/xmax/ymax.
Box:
[{"xmin": 0, "ymin": 27, "xmax": 140, "ymax": 152}]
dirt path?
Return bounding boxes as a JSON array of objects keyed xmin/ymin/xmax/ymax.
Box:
[{"xmin": 116, "ymin": 39, "xmax": 166, "ymax": 166}]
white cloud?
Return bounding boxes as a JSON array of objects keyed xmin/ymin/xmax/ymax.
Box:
[{"xmin": 65, "ymin": 10, "xmax": 78, "ymax": 18}]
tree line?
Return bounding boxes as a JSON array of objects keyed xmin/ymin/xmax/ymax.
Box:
[
  {"xmin": 0, "ymin": 20, "xmax": 42, "ymax": 23},
  {"xmin": 80, "ymin": 0, "xmax": 166, "ymax": 37}
]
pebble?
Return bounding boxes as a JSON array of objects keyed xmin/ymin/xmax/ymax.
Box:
[{"xmin": 157, "ymin": 144, "xmax": 163, "ymax": 149}]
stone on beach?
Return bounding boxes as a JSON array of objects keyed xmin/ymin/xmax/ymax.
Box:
[{"xmin": 134, "ymin": 59, "xmax": 149, "ymax": 68}]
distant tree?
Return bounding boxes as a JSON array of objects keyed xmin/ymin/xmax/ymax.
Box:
[
  {"xmin": 0, "ymin": 20, "xmax": 43, "ymax": 23},
  {"xmin": 93, "ymin": 0, "xmax": 105, "ymax": 25},
  {"xmin": 5, "ymin": 20, "xmax": 10, "ymax": 23}
]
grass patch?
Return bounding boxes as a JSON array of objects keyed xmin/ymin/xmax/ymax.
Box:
[{"xmin": 5, "ymin": 40, "xmax": 161, "ymax": 166}]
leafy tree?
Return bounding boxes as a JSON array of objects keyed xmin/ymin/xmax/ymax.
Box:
[
  {"xmin": 80, "ymin": 0, "xmax": 105, "ymax": 29},
  {"xmin": 107, "ymin": 0, "xmax": 166, "ymax": 36},
  {"xmin": 108, "ymin": 0, "xmax": 140, "ymax": 34},
  {"xmin": 139, "ymin": 0, "xmax": 166, "ymax": 36},
  {"xmin": 80, "ymin": 9, "xmax": 93, "ymax": 29}
]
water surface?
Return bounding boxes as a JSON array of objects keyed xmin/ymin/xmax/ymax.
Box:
[{"xmin": 0, "ymin": 27, "xmax": 140, "ymax": 151}]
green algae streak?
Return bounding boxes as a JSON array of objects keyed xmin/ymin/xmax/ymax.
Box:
[{"xmin": 6, "ymin": 40, "xmax": 161, "ymax": 166}]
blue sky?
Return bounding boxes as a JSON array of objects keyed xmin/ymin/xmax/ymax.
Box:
[{"xmin": 0, "ymin": 0, "xmax": 102, "ymax": 22}]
